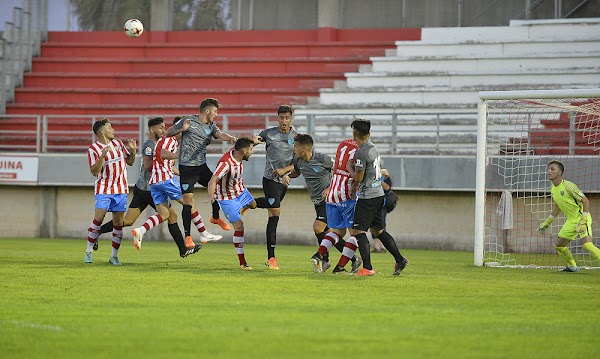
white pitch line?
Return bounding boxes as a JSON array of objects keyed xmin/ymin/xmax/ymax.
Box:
[{"xmin": 3, "ymin": 320, "xmax": 64, "ymax": 332}]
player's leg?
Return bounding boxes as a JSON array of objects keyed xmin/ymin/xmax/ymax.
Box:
[
  {"xmin": 555, "ymin": 222, "xmax": 579, "ymax": 271},
  {"xmin": 85, "ymin": 196, "xmax": 108, "ymax": 263},
  {"xmin": 371, "ymin": 207, "xmax": 387, "ymax": 253},
  {"xmin": 350, "ymin": 198, "xmax": 381, "ymax": 276},
  {"xmin": 107, "ymin": 194, "xmax": 128, "ymax": 266},
  {"xmin": 179, "ymin": 165, "xmax": 199, "ymax": 239},
  {"xmin": 579, "ymin": 216, "xmax": 600, "ymax": 262},
  {"xmin": 197, "ymin": 163, "xmax": 230, "ymax": 230},
  {"xmin": 219, "ymin": 193, "xmax": 252, "ymax": 269},
  {"xmin": 187, "ymin": 199, "xmax": 222, "ymax": 243},
  {"xmin": 369, "ymin": 198, "xmax": 408, "ymax": 275},
  {"xmin": 132, "ymin": 182, "xmax": 171, "ymax": 249},
  {"xmin": 259, "ymin": 178, "xmax": 286, "ymax": 269}
]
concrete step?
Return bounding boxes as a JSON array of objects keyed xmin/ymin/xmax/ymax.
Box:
[
  {"xmin": 318, "ymin": 84, "xmax": 597, "ymax": 106},
  {"xmin": 31, "ymin": 57, "xmax": 367, "ymax": 74},
  {"xmin": 370, "ymin": 55, "xmax": 600, "ymax": 74},
  {"xmin": 5, "ymin": 103, "xmax": 281, "ymax": 115},
  {"xmin": 345, "ymin": 70, "xmax": 600, "ymax": 88},
  {"xmin": 392, "ymin": 40, "xmax": 600, "ymax": 58},
  {"xmin": 40, "ymin": 41, "xmax": 390, "ymax": 59},
  {"xmin": 23, "ymin": 72, "xmax": 344, "ymax": 89},
  {"xmin": 14, "ymin": 87, "xmax": 316, "ymax": 105}
]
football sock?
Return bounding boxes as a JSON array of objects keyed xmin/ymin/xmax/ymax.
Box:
[
  {"xmin": 318, "ymin": 232, "xmax": 338, "ymax": 256},
  {"xmin": 582, "ymin": 242, "xmax": 600, "ymax": 261},
  {"xmin": 255, "ymin": 197, "xmax": 269, "ymax": 208},
  {"xmin": 168, "ymin": 222, "xmax": 185, "ymax": 252},
  {"xmin": 266, "ymin": 216, "xmax": 279, "ymax": 259},
  {"xmin": 111, "ymin": 225, "xmax": 123, "ymax": 257},
  {"xmin": 355, "ymin": 233, "xmax": 372, "ymax": 270},
  {"xmin": 377, "ymin": 230, "xmax": 405, "ymax": 263},
  {"xmin": 554, "ymin": 245, "xmax": 577, "ymax": 267},
  {"xmin": 211, "ymin": 201, "xmax": 220, "ymax": 219},
  {"xmin": 233, "ymin": 230, "xmax": 246, "ymax": 265},
  {"xmin": 139, "ymin": 214, "xmax": 163, "ymax": 235},
  {"xmin": 182, "ymin": 204, "xmax": 192, "ymax": 236},
  {"xmin": 191, "ymin": 211, "xmax": 207, "ymax": 234},
  {"xmin": 100, "ymin": 220, "xmax": 114, "ymax": 234},
  {"xmin": 336, "ymin": 236, "xmax": 358, "ymax": 268},
  {"xmin": 315, "ymin": 230, "xmax": 329, "ymax": 261},
  {"xmin": 87, "ymin": 219, "xmax": 101, "ymax": 252}
]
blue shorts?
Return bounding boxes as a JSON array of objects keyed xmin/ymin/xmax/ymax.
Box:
[
  {"xmin": 95, "ymin": 193, "xmax": 128, "ymax": 212},
  {"xmin": 326, "ymin": 199, "xmax": 356, "ymax": 229},
  {"xmin": 150, "ymin": 178, "xmax": 183, "ymax": 205},
  {"xmin": 218, "ymin": 189, "xmax": 254, "ymax": 224}
]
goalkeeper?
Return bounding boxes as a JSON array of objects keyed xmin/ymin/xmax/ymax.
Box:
[{"xmin": 537, "ymin": 160, "xmax": 600, "ymax": 272}]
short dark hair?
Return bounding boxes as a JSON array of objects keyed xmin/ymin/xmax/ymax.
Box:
[
  {"xmin": 351, "ymin": 118, "xmax": 371, "ymax": 137},
  {"xmin": 234, "ymin": 137, "xmax": 254, "ymax": 151},
  {"xmin": 173, "ymin": 115, "xmax": 183, "ymax": 125},
  {"xmin": 200, "ymin": 98, "xmax": 221, "ymax": 112},
  {"xmin": 294, "ymin": 133, "xmax": 313, "ymax": 147},
  {"xmin": 147, "ymin": 117, "xmax": 164, "ymax": 129},
  {"xmin": 277, "ymin": 104, "xmax": 293, "ymax": 116},
  {"xmin": 93, "ymin": 118, "xmax": 110, "ymax": 135},
  {"xmin": 548, "ymin": 160, "xmax": 564, "ymax": 175}
]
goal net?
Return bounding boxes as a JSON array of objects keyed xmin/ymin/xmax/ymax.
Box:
[{"xmin": 475, "ymin": 89, "xmax": 600, "ymax": 268}]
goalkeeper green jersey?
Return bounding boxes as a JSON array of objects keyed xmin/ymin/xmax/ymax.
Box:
[{"xmin": 551, "ymin": 179, "xmax": 585, "ymax": 220}]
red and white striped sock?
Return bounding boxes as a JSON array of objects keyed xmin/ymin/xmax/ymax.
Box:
[
  {"xmin": 139, "ymin": 214, "xmax": 163, "ymax": 235},
  {"xmin": 86, "ymin": 219, "xmax": 101, "ymax": 252},
  {"xmin": 318, "ymin": 232, "xmax": 338, "ymax": 256},
  {"xmin": 192, "ymin": 211, "xmax": 208, "ymax": 235},
  {"xmin": 111, "ymin": 225, "xmax": 123, "ymax": 257},
  {"xmin": 336, "ymin": 236, "xmax": 358, "ymax": 268},
  {"xmin": 233, "ymin": 230, "xmax": 246, "ymax": 265}
]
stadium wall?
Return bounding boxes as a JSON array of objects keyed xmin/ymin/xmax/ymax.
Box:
[{"xmin": 0, "ymin": 154, "xmax": 476, "ymax": 250}]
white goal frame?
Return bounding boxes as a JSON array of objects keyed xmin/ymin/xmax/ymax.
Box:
[{"xmin": 474, "ymin": 88, "xmax": 600, "ymax": 267}]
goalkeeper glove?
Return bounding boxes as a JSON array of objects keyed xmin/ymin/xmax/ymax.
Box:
[
  {"xmin": 576, "ymin": 213, "xmax": 589, "ymax": 234},
  {"xmin": 537, "ymin": 215, "xmax": 554, "ymax": 234}
]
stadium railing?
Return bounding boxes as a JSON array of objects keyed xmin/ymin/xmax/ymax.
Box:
[{"xmin": 0, "ymin": 110, "xmax": 480, "ymax": 155}]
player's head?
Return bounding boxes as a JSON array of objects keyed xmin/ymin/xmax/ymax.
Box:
[
  {"xmin": 277, "ymin": 104, "xmax": 293, "ymax": 133},
  {"xmin": 548, "ymin": 160, "xmax": 564, "ymax": 179},
  {"xmin": 293, "ymin": 133, "xmax": 313, "ymax": 159},
  {"xmin": 172, "ymin": 116, "xmax": 183, "ymax": 141},
  {"xmin": 148, "ymin": 117, "xmax": 165, "ymax": 140},
  {"xmin": 93, "ymin": 118, "xmax": 114, "ymax": 140},
  {"xmin": 234, "ymin": 137, "xmax": 255, "ymax": 161},
  {"xmin": 199, "ymin": 98, "xmax": 221, "ymax": 123},
  {"xmin": 351, "ymin": 118, "xmax": 371, "ymax": 142}
]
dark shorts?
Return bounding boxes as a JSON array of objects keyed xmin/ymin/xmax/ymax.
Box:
[
  {"xmin": 179, "ymin": 164, "xmax": 213, "ymax": 194},
  {"xmin": 128, "ymin": 185, "xmax": 156, "ymax": 211},
  {"xmin": 314, "ymin": 201, "xmax": 327, "ymax": 224},
  {"xmin": 262, "ymin": 177, "xmax": 288, "ymax": 208},
  {"xmin": 352, "ymin": 196, "xmax": 385, "ymax": 232}
]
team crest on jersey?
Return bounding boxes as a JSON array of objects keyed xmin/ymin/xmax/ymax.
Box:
[
  {"xmin": 287, "ymin": 138, "xmax": 294, "ymax": 145},
  {"xmin": 313, "ymin": 165, "xmax": 320, "ymax": 173},
  {"xmin": 204, "ymin": 128, "xmax": 211, "ymax": 135},
  {"xmin": 268, "ymin": 198, "xmax": 276, "ymax": 205},
  {"xmin": 182, "ymin": 184, "xmax": 189, "ymax": 191},
  {"xmin": 560, "ymin": 191, "xmax": 564, "ymax": 196}
]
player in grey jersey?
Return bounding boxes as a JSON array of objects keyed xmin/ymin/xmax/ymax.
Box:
[
  {"xmin": 252, "ymin": 104, "xmax": 298, "ymax": 270},
  {"xmin": 279, "ymin": 133, "xmax": 362, "ymax": 271},
  {"xmin": 96, "ymin": 117, "xmax": 199, "ymax": 257},
  {"xmin": 342, "ymin": 118, "xmax": 408, "ymax": 276},
  {"xmin": 166, "ymin": 98, "xmax": 237, "ymax": 244}
]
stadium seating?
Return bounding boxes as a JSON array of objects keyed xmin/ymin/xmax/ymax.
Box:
[
  {"xmin": 0, "ymin": 28, "xmax": 419, "ymax": 152},
  {"xmin": 306, "ymin": 19, "xmax": 600, "ymax": 155}
]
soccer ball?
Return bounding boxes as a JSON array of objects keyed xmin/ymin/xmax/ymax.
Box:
[{"xmin": 124, "ymin": 19, "xmax": 143, "ymax": 38}]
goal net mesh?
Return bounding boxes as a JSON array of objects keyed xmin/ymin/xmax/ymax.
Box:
[{"xmin": 483, "ymin": 95, "xmax": 600, "ymax": 268}]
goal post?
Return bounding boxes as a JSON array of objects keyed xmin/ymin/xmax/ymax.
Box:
[{"xmin": 475, "ymin": 88, "xmax": 600, "ymax": 268}]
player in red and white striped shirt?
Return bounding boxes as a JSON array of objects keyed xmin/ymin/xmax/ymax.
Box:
[
  {"xmin": 310, "ymin": 138, "xmax": 364, "ymax": 274},
  {"xmin": 207, "ymin": 138, "xmax": 257, "ymax": 270},
  {"xmin": 84, "ymin": 118, "xmax": 136, "ymax": 266},
  {"xmin": 132, "ymin": 125, "xmax": 221, "ymax": 251}
]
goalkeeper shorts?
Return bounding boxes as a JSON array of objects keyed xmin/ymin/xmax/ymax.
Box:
[{"xmin": 559, "ymin": 215, "xmax": 593, "ymax": 241}]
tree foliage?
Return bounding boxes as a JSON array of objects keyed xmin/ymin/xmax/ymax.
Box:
[{"xmin": 71, "ymin": 0, "xmax": 229, "ymax": 31}]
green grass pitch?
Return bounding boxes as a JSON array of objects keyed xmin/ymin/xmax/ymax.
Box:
[{"xmin": 0, "ymin": 238, "xmax": 598, "ymax": 358}]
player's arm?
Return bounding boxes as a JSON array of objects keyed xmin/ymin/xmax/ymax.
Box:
[
  {"xmin": 143, "ymin": 151, "xmax": 153, "ymax": 172},
  {"xmin": 166, "ymin": 118, "xmax": 189, "ymax": 137},
  {"xmin": 125, "ymin": 139, "xmax": 137, "ymax": 166},
  {"xmin": 538, "ymin": 204, "xmax": 561, "ymax": 234},
  {"xmin": 252, "ymin": 135, "xmax": 265, "ymax": 145},
  {"xmin": 216, "ymin": 130, "xmax": 237, "ymax": 144},
  {"xmin": 206, "ymin": 175, "xmax": 219, "ymax": 204},
  {"xmin": 90, "ymin": 146, "xmax": 110, "ymax": 177},
  {"xmin": 160, "ymin": 149, "xmax": 178, "ymax": 160},
  {"xmin": 274, "ymin": 164, "xmax": 295, "ymax": 178}
]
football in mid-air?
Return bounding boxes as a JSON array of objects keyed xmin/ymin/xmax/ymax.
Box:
[{"xmin": 124, "ymin": 19, "xmax": 143, "ymax": 38}]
